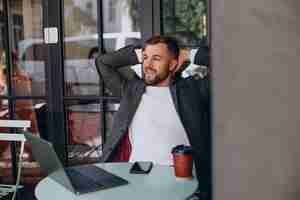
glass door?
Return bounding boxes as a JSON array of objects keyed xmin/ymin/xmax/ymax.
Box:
[
  {"xmin": 63, "ymin": 0, "xmax": 142, "ymax": 165},
  {"xmin": 61, "ymin": 0, "xmax": 210, "ymax": 165},
  {"xmin": 0, "ymin": 0, "xmax": 47, "ymax": 198},
  {"xmin": 161, "ymin": 0, "xmax": 209, "ymax": 77},
  {"xmin": 0, "ymin": 3, "xmax": 211, "ymax": 198}
]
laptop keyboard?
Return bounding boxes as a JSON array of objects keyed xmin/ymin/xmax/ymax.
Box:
[
  {"xmin": 72, "ymin": 165, "xmax": 128, "ymax": 186},
  {"xmin": 65, "ymin": 165, "xmax": 128, "ymax": 194},
  {"xmin": 65, "ymin": 168, "xmax": 104, "ymax": 193}
]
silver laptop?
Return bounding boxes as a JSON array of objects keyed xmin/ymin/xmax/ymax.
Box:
[{"xmin": 25, "ymin": 132, "xmax": 128, "ymax": 195}]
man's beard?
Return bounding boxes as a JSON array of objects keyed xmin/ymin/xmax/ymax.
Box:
[{"xmin": 144, "ymin": 68, "xmax": 169, "ymax": 86}]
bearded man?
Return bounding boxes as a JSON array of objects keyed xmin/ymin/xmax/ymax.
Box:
[{"xmin": 96, "ymin": 35, "xmax": 211, "ymax": 200}]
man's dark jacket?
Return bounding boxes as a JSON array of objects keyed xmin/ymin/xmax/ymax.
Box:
[{"xmin": 95, "ymin": 45, "xmax": 211, "ymax": 197}]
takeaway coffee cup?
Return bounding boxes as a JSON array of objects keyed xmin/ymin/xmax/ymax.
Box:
[{"xmin": 171, "ymin": 145, "xmax": 193, "ymax": 179}]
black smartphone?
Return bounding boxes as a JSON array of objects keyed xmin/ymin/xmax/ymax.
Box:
[{"xmin": 129, "ymin": 161, "xmax": 153, "ymax": 174}]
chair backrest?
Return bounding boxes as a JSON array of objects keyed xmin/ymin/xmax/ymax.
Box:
[
  {"xmin": 0, "ymin": 120, "xmax": 31, "ymax": 130},
  {"xmin": 0, "ymin": 120, "xmax": 30, "ymax": 200},
  {"xmin": 0, "ymin": 134, "xmax": 26, "ymax": 142}
]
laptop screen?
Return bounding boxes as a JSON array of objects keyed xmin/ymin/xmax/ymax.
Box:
[{"xmin": 24, "ymin": 132, "xmax": 75, "ymax": 193}]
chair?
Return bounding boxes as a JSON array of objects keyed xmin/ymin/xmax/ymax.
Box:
[{"xmin": 0, "ymin": 120, "xmax": 30, "ymax": 200}]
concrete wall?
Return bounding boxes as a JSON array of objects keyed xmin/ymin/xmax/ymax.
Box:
[{"xmin": 212, "ymin": 0, "xmax": 300, "ymax": 199}]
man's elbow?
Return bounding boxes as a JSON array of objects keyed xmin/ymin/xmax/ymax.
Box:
[
  {"xmin": 95, "ymin": 56, "xmax": 102, "ymax": 75},
  {"xmin": 95, "ymin": 55, "xmax": 108, "ymax": 76}
]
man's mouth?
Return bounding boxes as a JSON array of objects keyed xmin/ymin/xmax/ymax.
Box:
[
  {"xmin": 145, "ymin": 71, "xmax": 156, "ymax": 80},
  {"xmin": 144, "ymin": 68, "xmax": 156, "ymax": 75},
  {"xmin": 144, "ymin": 68, "xmax": 160, "ymax": 84}
]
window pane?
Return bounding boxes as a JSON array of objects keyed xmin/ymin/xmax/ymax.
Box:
[
  {"xmin": 0, "ymin": 55, "xmax": 7, "ymax": 97},
  {"xmin": 0, "ymin": 0, "xmax": 46, "ymax": 187},
  {"xmin": 65, "ymin": 102, "xmax": 118, "ymax": 164},
  {"xmin": 102, "ymin": 0, "xmax": 142, "ymax": 96},
  {"xmin": 64, "ymin": 0, "xmax": 99, "ymax": 96},
  {"xmin": 0, "ymin": 1, "xmax": 45, "ymax": 96},
  {"xmin": 66, "ymin": 103, "xmax": 102, "ymax": 164},
  {"xmin": 162, "ymin": 0, "xmax": 208, "ymax": 46},
  {"xmin": 13, "ymin": 99, "xmax": 48, "ymax": 184},
  {"xmin": 14, "ymin": 99, "xmax": 46, "ymax": 135},
  {"xmin": 0, "ymin": 82, "xmax": 9, "ymax": 178},
  {"xmin": 0, "ymin": 1, "xmax": 7, "ymax": 97},
  {"xmin": 103, "ymin": 0, "xmax": 141, "ymax": 51},
  {"xmin": 181, "ymin": 47, "xmax": 209, "ymax": 78},
  {"xmin": 0, "ymin": 99, "xmax": 46, "ymax": 184},
  {"xmin": 12, "ymin": 0, "xmax": 46, "ymax": 96}
]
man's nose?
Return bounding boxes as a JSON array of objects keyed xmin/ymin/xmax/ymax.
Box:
[{"xmin": 143, "ymin": 59, "xmax": 152, "ymax": 69}]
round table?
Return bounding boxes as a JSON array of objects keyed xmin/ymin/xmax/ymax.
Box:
[{"xmin": 35, "ymin": 162, "xmax": 197, "ymax": 200}]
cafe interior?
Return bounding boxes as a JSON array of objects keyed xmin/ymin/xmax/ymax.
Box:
[{"xmin": 0, "ymin": 0, "xmax": 210, "ymax": 199}]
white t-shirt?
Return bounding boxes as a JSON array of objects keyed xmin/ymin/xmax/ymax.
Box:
[{"xmin": 129, "ymin": 86, "xmax": 190, "ymax": 165}]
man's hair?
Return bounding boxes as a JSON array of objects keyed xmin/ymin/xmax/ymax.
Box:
[{"xmin": 144, "ymin": 35, "xmax": 180, "ymax": 59}]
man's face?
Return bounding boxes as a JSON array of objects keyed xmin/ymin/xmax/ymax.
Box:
[{"xmin": 142, "ymin": 43, "xmax": 177, "ymax": 86}]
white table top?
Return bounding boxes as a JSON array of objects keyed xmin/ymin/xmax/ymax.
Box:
[{"xmin": 35, "ymin": 162, "xmax": 197, "ymax": 200}]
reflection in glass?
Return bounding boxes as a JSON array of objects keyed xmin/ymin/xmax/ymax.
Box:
[
  {"xmin": 0, "ymin": 52, "xmax": 9, "ymax": 135},
  {"xmin": 66, "ymin": 102, "xmax": 117, "ymax": 164},
  {"xmin": 64, "ymin": 0, "xmax": 142, "ymax": 96},
  {"xmin": 0, "ymin": 0, "xmax": 7, "ymax": 97},
  {"xmin": 64, "ymin": 0, "xmax": 99, "ymax": 96},
  {"xmin": 102, "ymin": 0, "xmax": 142, "ymax": 96},
  {"xmin": 10, "ymin": 0, "xmax": 45, "ymax": 96},
  {"xmin": 103, "ymin": 0, "xmax": 141, "ymax": 51},
  {"xmin": 0, "ymin": 0, "xmax": 46, "ymax": 186},
  {"xmin": 64, "ymin": 59, "xmax": 99, "ymax": 96},
  {"xmin": 0, "ymin": 99, "xmax": 47, "ymax": 183},
  {"xmin": 162, "ymin": 0, "xmax": 208, "ymax": 46},
  {"xmin": 14, "ymin": 99, "xmax": 47, "ymax": 176},
  {"xmin": 14, "ymin": 100, "xmax": 45, "ymax": 135},
  {"xmin": 181, "ymin": 48, "xmax": 209, "ymax": 78},
  {"xmin": 0, "ymin": 56, "xmax": 7, "ymax": 96}
]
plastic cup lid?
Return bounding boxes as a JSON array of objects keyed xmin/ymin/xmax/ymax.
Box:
[{"xmin": 171, "ymin": 145, "xmax": 193, "ymax": 154}]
